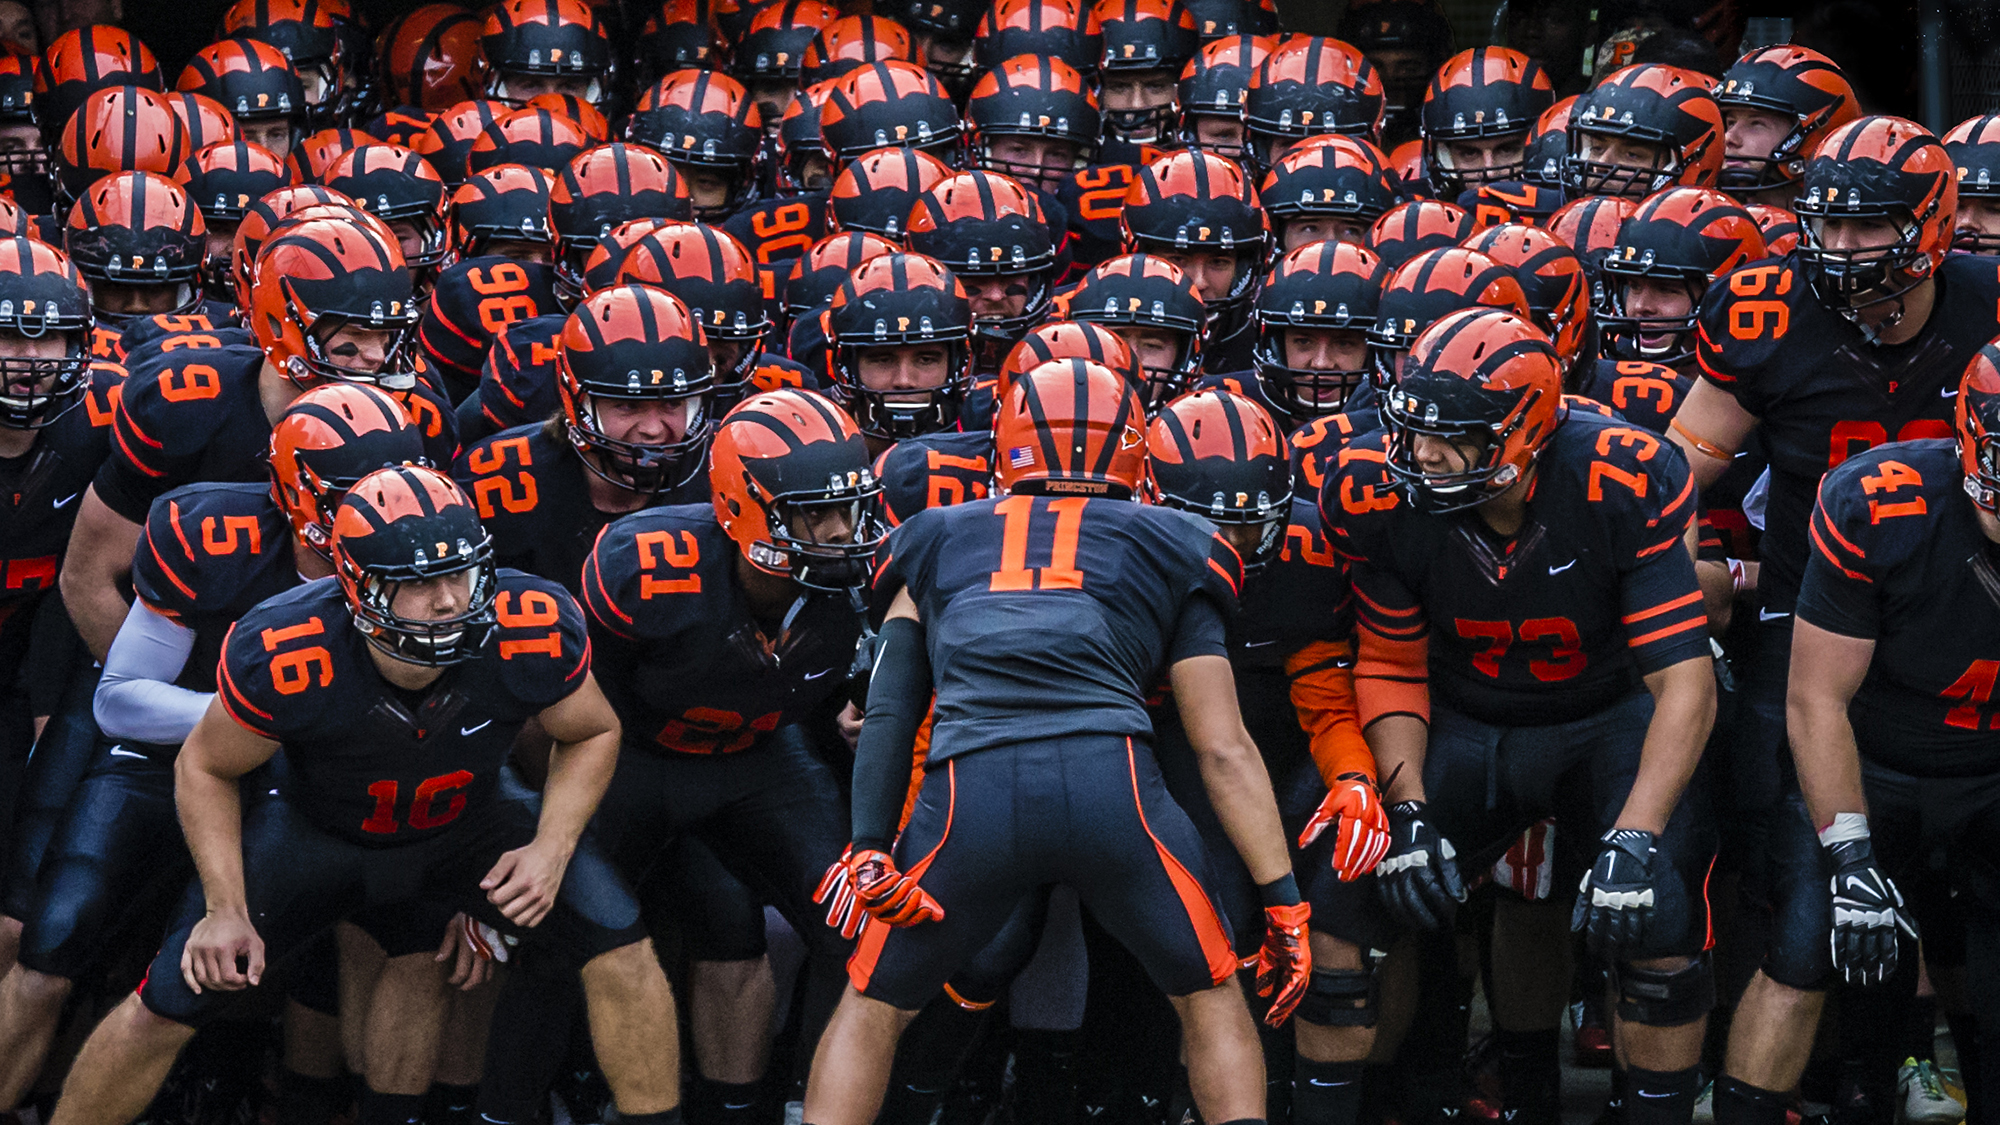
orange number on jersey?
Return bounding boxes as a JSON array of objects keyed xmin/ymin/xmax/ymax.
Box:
[
  {"xmin": 1858, "ymin": 459, "xmax": 1928, "ymax": 523},
  {"xmin": 750, "ymin": 203, "xmax": 815, "ymax": 262},
  {"xmin": 1454, "ymin": 619, "xmax": 1513, "ymax": 677},
  {"xmin": 654, "ymin": 707, "xmax": 781, "ymax": 754},
  {"xmin": 361, "ymin": 769, "xmax": 478, "ymax": 835},
  {"xmin": 468, "ymin": 434, "xmax": 538, "ymax": 518},
  {"xmin": 1826, "ymin": 419, "xmax": 1953, "ymax": 469},
  {"xmin": 269, "ymin": 646, "xmax": 334, "ymax": 694},
  {"xmin": 202, "ymin": 515, "xmax": 263, "ymax": 556},
  {"xmin": 988, "ymin": 495, "xmax": 1086, "ymax": 592},
  {"xmin": 1611, "ymin": 376, "xmax": 1675, "ymax": 415},
  {"xmin": 386, "ymin": 389, "xmax": 446, "ymax": 438},
  {"xmin": 465, "ymin": 435, "xmax": 532, "ymax": 475},
  {"xmin": 158, "ymin": 364, "xmax": 222, "ymax": 402},
  {"xmin": 1943, "ymin": 659, "xmax": 2000, "ymax": 730},
  {"xmin": 478, "ymin": 294, "xmax": 541, "ymax": 334},
  {"xmin": 1072, "ymin": 165, "xmax": 1131, "ymax": 222},
  {"xmin": 494, "ymin": 589, "xmax": 563, "ymax": 659},
  {"xmin": 159, "ymin": 333, "xmax": 224, "ymax": 351},
  {"xmin": 1518, "ymin": 617, "xmax": 1587, "ymax": 681},
  {"xmin": 1282, "ymin": 524, "xmax": 1339, "ymax": 568},
  {"xmin": 635, "ymin": 529, "xmax": 701, "ymax": 596},
  {"xmin": 1728, "ymin": 264, "xmax": 1791, "ymax": 298},
  {"xmin": 1587, "ymin": 461, "xmax": 1648, "ymax": 502},
  {"xmin": 466, "ymin": 262, "xmax": 531, "ymax": 294},
  {"xmin": 925, "ymin": 450, "xmax": 989, "ymax": 509},
  {"xmin": 408, "ymin": 769, "xmax": 474, "ymax": 830},
  {"xmin": 1728, "ymin": 300, "xmax": 1789, "ymax": 341}
]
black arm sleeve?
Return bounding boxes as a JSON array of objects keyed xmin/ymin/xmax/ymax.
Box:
[{"xmin": 851, "ymin": 615, "xmax": 933, "ymax": 853}]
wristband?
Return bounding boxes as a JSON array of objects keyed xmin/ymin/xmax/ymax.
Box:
[
  {"xmin": 1258, "ymin": 872, "xmax": 1302, "ymax": 908},
  {"xmin": 1818, "ymin": 811, "xmax": 1870, "ymax": 848}
]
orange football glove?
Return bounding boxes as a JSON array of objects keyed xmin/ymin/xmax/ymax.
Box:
[
  {"xmin": 1254, "ymin": 901, "xmax": 1312, "ymax": 1026},
  {"xmin": 848, "ymin": 848, "xmax": 944, "ymax": 928},
  {"xmin": 1299, "ymin": 772, "xmax": 1392, "ymax": 882},
  {"xmin": 814, "ymin": 846, "xmax": 867, "ymax": 939}
]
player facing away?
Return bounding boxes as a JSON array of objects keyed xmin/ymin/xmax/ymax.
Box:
[{"xmin": 802, "ymin": 357, "xmax": 1309, "ymax": 1125}]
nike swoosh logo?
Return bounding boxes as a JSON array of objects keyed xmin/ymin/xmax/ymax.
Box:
[
  {"xmin": 460, "ymin": 720, "xmax": 493, "ymax": 736},
  {"xmin": 52, "ymin": 492, "xmax": 78, "ymax": 508},
  {"xmin": 1242, "ymin": 639, "xmax": 1278, "ymax": 648},
  {"xmin": 110, "ymin": 747, "xmax": 146, "ymax": 758},
  {"xmin": 1548, "ymin": 560, "xmax": 1576, "ymax": 575},
  {"xmin": 1944, "ymin": 387, "xmax": 1960, "ymax": 398},
  {"xmin": 802, "ymin": 668, "xmax": 834, "ymax": 680},
  {"xmin": 1758, "ymin": 608, "xmax": 1791, "ymax": 622}
]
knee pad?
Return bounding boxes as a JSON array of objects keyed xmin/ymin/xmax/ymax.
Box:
[
  {"xmin": 1613, "ymin": 952, "xmax": 1714, "ymax": 1028},
  {"xmin": 1294, "ymin": 966, "xmax": 1377, "ymax": 1028}
]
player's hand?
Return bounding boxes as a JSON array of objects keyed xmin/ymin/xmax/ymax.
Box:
[
  {"xmin": 436, "ymin": 912, "xmax": 507, "ymax": 990},
  {"xmin": 1571, "ymin": 828, "xmax": 1659, "ymax": 957},
  {"xmin": 182, "ymin": 908, "xmax": 264, "ymax": 994},
  {"xmin": 481, "ymin": 839, "xmax": 571, "ymax": 929},
  {"xmin": 814, "ymin": 845, "xmax": 868, "ymax": 939},
  {"xmin": 836, "ymin": 701, "xmax": 863, "ymax": 750},
  {"xmin": 1299, "ymin": 773, "xmax": 1392, "ymax": 881},
  {"xmin": 1377, "ymin": 800, "xmax": 1465, "ymax": 931},
  {"xmin": 849, "ymin": 848, "xmax": 943, "ymax": 928},
  {"xmin": 1826, "ymin": 836, "xmax": 1918, "ymax": 986},
  {"xmin": 1253, "ymin": 902, "xmax": 1312, "ymax": 1026}
]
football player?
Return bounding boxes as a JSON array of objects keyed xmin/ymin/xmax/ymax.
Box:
[
  {"xmin": 965, "ymin": 55, "xmax": 1101, "ymax": 197},
  {"xmin": 1093, "ymin": 0, "xmax": 1199, "ymax": 155},
  {"xmin": 612, "ymin": 222, "xmax": 801, "ymax": 414},
  {"xmin": 43, "ymin": 465, "xmax": 684, "ymax": 1125},
  {"xmin": 0, "ymin": 238, "xmax": 114, "ymax": 978},
  {"xmin": 63, "ymin": 171, "xmax": 206, "ymax": 360},
  {"xmin": 1666, "ymin": 116, "xmax": 2000, "ymax": 1125},
  {"xmin": 1786, "ymin": 350, "xmax": 2000, "ymax": 1121},
  {"xmin": 1177, "ymin": 35, "xmax": 1270, "ymax": 164},
  {"xmin": 1245, "ymin": 37, "xmax": 1385, "ymax": 171},
  {"xmin": 1062, "ymin": 252, "xmax": 1209, "ymax": 412},
  {"xmin": 1561, "ymin": 64, "xmax": 1723, "ymax": 201},
  {"xmin": 1419, "ymin": 48, "xmax": 1554, "ymax": 200},
  {"xmin": 1122, "ymin": 149, "xmax": 1269, "ymax": 372},
  {"xmin": 1326, "ymin": 308, "xmax": 1718, "ymax": 1125},
  {"xmin": 453, "ymin": 284, "xmax": 713, "ymax": 593},
  {"xmin": 481, "ymin": 0, "xmax": 614, "ymax": 109},
  {"xmin": 1714, "ymin": 46, "xmax": 1859, "ymax": 211},
  {"xmin": 820, "ymin": 252, "xmax": 976, "ymax": 454},
  {"xmin": 322, "ymin": 143, "xmax": 449, "ymax": 298},
  {"xmin": 1349, "ymin": 245, "xmax": 1528, "ymax": 418},
  {"xmin": 1597, "ymin": 188, "xmax": 1767, "ymax": 378},
  {"xmin": 627, "ymin": 69, "xmax": 765, "ymax": 223},
  {"xmin": 577, "ymin": 387, "xmax": 879, "ymax": 1113},
  {"xmin": 177, "ymin": 37, "xmax": 306, "ymax": 162},
  {"xmin": 1944, "ymin": 114, "xmax": 2000, "ymax": 255},
  {"xmin": 804, "ymin": 358, "xmax": 1306, "ymax": 1125},
  {"xmin": 59, "ymin": 216, "xmax": 455, "ymax": 662},
  {"xmin": 1261, "ymin": 135, "xmax": 1403, "ymax": 253},
  {"xmin": 181, "ymin": 139, "xmax": 298, "ymax": 309},
  {"xmin": 1238, "ymin": 239, "xmax": 1388, "ymax": 430},
  {"xmin": 1148, "ymin": 389, "xmax": 1390, "ymax": 1125},
  {"xmin": 905, "ymin": 170, "xmax": 1061, "ymax": 379},
  {"xmin": 420, "ymin": 164, "xmax": 560, "ymax": 401},
  {"xmin": 0, "ymin": 385, "xmax": 432, "ymax": 1113}
]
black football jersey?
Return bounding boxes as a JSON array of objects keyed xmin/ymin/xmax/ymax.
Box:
[
  {"xmin": 874, "ymin": 429, "xmax": 992, "ymax": 526},
  {"xmin": 1695, "ymin": 251, "xmax": 2000, "ymax": 614},
  {"xmin": 476, "ymin": 313, "xmax": 564, "ymax": 438},
  {"xmin": 1797, "ymin": 439, "xmax": 2000, "ymax": 777},
  {"xmin": 579, "ymin": 503, "xmax": 862, "ymax": 755},
  {"xmin": 1322, "ymin": 410, "xmax": 1709, "ymax": 725},
  {"xmin": 878, "ymin": 495, "xmax": 1241, "ymax": 761},
  {"xmin": 130, "ymin": 482, "xmax": 299, "ymax": 697},
  {"xmin": 453, "ymin": 423, "xmax": 702, "ymax": 595},
  {"xmin": 216, "ymin": 571, "xmax": 590, "ymax": 847},
  {"xmin": 1234, "ymin": 496, "xmax": 1354, "ymax": 671},
  {"xmin": 1575, "ymin": 358, "xmax": 1692, "ymax": 437},
  {"xmin": 723, "ymin": 192, "xmax": 829, "ymax": 294},
  {"xmin": 0, "ymin": 364, "xmax": 119, "ymax": 634},
  {"xmin": 1287, "ymin": 409, "xmax": 1377, "ymax": 498},
  {"xmin": 112, "ymin": 312, "xmax": 241, "ymax": 362},
  {"xmin": 97, "ymin": 338, "xmax": 459, "ymax": 524},
  {"xmin": 420, "ymin": 256, "xmax": 561, "ymax": 401},
  {"xmin": 1056, "ymin": 162, "xmax": 1142, "ymax": 273}
]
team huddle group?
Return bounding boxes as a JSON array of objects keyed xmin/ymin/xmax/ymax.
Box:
[{"xmin": 0, "ymin": 1, "xmax": 1987, "ymax": 1125}]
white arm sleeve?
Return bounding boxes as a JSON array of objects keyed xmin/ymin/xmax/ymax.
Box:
[{"xmin": 93, "ymin": 599, "xmax": 211, "ymax": 745}]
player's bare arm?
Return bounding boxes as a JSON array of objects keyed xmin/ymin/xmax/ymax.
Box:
[
  {"xmin": 482, "ymin": 672, "xmax": 621, "ymax": 930},
  {"xmin": 173, "ymin": 698, "xmax": 280, "ymax": 994}
]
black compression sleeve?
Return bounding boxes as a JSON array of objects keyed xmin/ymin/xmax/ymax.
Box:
[{"xmin": 851, "ymin": 615, "xmax": 932, "ymax": 853}]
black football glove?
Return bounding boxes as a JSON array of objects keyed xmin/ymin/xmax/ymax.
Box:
[
  {"xmin": 1571, "ymin": 828, "xmax": 1658, "ymax": 958},
  {"xmin": 1377, "ymin": 800, "xmax": 1465, "ymax": 931},
  {"xmin": 1826, "ymin": 835, "xmax": 1918, "ymax": 986}
]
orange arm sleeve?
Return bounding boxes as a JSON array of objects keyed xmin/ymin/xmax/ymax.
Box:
[{"xmin": 1285, "ymin": 639, "xmax": 1377, "ymax": 787}]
